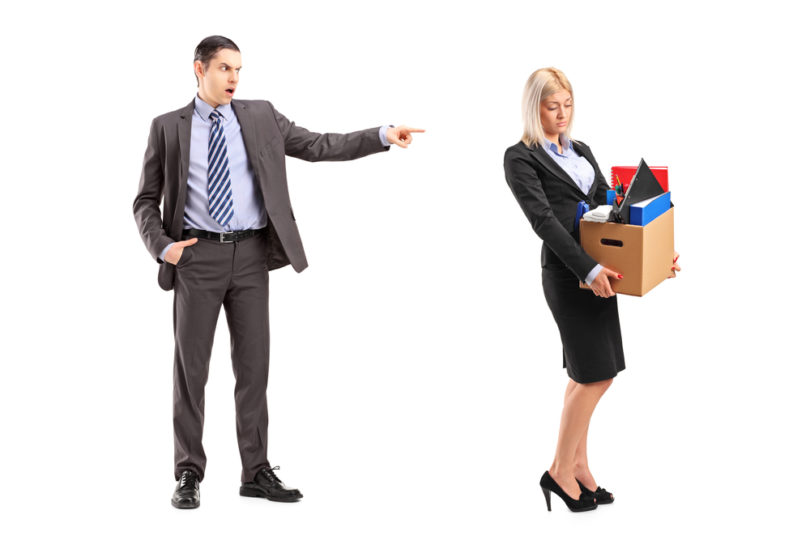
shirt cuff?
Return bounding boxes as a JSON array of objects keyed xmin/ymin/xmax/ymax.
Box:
[
  {"xmin": 584, "ymin": 264, "xmax": 603, "ymax": 286},
  {"xmin": 159, "ymin": 242, "xmax": 174, "ymax": 263},
  {"xmin": 379, "ymin": 125, "xmax": 393, "ymax": 147}
]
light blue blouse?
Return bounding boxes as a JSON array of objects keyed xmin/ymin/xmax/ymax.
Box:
[{"xmin": 540, "ymin": 134, "xmax": 595, "ymax": 195}]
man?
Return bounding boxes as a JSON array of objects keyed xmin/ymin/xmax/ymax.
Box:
[{"xmin": 133, "ymin": 35, "xmax": 422, "ymax": 509}]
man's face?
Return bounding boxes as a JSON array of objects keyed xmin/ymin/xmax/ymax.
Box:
[{"xmin": 195, "ymin": 48, "xmax": 242, "ymax": 107}]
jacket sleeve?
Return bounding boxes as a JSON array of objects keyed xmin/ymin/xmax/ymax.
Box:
[
  {"xmin": 504, "ymin": 149, "xmax": 598, "ymax": 281},
  {"xmin": 133, "ymin": 118, "xmax": 174, "ymax": 263},
  {"xmin": 268, "ymin": 102, "xmax": 389, "ymax": 162}
]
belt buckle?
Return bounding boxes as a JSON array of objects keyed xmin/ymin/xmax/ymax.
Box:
[{"xmin": 219, "ymin": 231, "xmax": 233, "ymax": 243}]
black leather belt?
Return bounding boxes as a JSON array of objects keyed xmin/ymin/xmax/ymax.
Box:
[{"xmin": 182, "ymin": 227, "xmax": 267, "ymax": 243}]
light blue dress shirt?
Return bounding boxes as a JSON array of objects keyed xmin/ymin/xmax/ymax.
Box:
[
  {"xmin": 541, "ymin": 135, "xmax": 603, "ymax": 285},
  {"xmin": 160, "ymin": 96, "xmax": 391, "ymax": 261},
  {"xmin": 185, "ymin": 96, "xmax": 267, "ymax": 233}
]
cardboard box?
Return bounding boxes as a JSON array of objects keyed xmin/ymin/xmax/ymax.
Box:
[{"xmin": 579, "ymin": 208, "xmax": 674, "ymax": 297}]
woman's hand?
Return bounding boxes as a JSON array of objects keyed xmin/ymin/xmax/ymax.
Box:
[
  {"xmin": 668, "ymin": 251, "xmax": 680, "ymax": 278},
  {"xmin": 590, "ymin": 267, "xmax": 622, "ymax": 298}
]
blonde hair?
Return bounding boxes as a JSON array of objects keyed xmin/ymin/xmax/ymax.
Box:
[{"xmin": 521, "ymin": 67, "xmax": 574, "ymax": 148}]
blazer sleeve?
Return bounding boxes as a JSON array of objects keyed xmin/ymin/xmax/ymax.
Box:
[
  {"xmin": 133, "ymin": 118, "xmax": 174, "ymax": 263},
  {"xmin": 504, "ymin": 149, "xmax": 598, "ymax": 281},
  {"xmin": 268, "ymin": 102, "xmax": 389, "ymax": 162}
]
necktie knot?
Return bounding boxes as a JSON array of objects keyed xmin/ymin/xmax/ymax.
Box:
[{"xmin": 209, "ymin": 110, "xmax": 224, "ymax": 124}]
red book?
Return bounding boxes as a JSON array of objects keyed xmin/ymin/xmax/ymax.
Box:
[{"xmin": 611, "ymin": 166, "xmax": 668, "ymax": 194}]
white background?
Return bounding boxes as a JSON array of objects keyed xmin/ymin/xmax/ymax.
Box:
[{"xmin": 2, "ymin": 0, "xmax": 808, "ymax": 537}]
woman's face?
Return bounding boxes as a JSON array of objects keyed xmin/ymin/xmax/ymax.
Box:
[{"xmin": 539, "ymin": 90, "xmax": 573, "ymax": 141}]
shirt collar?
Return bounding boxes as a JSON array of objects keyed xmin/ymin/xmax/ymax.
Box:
[
  {"xmin": 542, "ymin": 134, "xmax": 572, "ymax": 155},
  {"xmin": 194, "ymin": 94, "xmax": 233, "ymax": 123}
]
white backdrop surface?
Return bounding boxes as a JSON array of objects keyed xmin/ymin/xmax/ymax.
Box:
[{"xmin": 2, "ymin": 0, "xmax": 808, "ymax": 538}]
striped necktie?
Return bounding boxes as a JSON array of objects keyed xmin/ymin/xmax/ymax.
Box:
[{"xmin": 207, "ymin": 109, "xmax": 234, "ymax": 227}]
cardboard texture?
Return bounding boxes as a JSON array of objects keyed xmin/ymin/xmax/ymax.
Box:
[{"xmin": 579, "ymin": 208, "xmax": 674, "ymax": 297}]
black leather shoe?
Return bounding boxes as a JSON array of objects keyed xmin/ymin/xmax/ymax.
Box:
[
  {"xmin": 240, "ymin": 466, "xmax": 303, "ymax": 502},
  {"xmin": 171, "ymin": 470, "xmax": 200, "ymax": 509},
  {"xmin": 576, "ymin": 479, "xmax": 614, "ymax": 504}
]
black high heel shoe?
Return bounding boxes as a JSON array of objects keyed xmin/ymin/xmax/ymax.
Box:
[
  {"xmin": 539, "ymin": 471, "xmax": 597, "ymax": 512},
  {"xmin": 576, "ymin": 479, "xmax": 614, "ymax": 505}
]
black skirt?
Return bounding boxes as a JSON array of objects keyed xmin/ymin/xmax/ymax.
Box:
[{"xmin": 542, "ymin": 267, "xmax": 625, "ymax": 383}]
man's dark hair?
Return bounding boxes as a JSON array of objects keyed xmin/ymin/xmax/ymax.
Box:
[{"xmin": 194, "ymin": 35, "xmax": 240, "ymax": 86}]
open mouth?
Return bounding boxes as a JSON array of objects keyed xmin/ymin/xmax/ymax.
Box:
[{"xmin": 225, "ymin": 88, "xmax": 235, "ymax": 96}]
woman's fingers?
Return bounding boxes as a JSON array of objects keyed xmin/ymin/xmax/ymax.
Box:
[
  {"xmin": 668, "ymin": 252, "xmax": 681, "ymax": 278},
  {"xmin": 591, "ymin": 273, "xmax": 616, "ymax": 298}
]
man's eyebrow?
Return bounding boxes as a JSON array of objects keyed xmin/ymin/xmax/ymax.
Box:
[{"xmin": 218, "ymin": 62, "xmax": 241, "ymax": 69}]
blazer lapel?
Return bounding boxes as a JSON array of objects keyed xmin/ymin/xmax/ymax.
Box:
[
  {"xmin": 232, "ymin": 100, "xmax": 261, "ymax": 177},
  {"xmin": 529, "ymin": 143, "xmax": 582, "ymax": 194},
  {"xmin": 174, "ymin": 98, "xmax": 194, "ymax": 234},
  {"xmin": 572, "ymin": 141, "xmax": 603, "ymax": 199}
]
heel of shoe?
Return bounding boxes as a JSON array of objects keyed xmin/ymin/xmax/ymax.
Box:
[
  {"xmin": 239, "ymin": 484, "xmax": 264, "ymax": 498},
  {"xmin": 541, "ymin": 487, "xmax": 552, "ymax": 511}
]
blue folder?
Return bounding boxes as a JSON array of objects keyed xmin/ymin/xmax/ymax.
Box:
[
  {"xmin": 629, "ymin": 191, "xmax": 671, "ymax": 226},
  {"xmin": 574, "ymin": 201, "xmax": 589, "ymax": 235}
]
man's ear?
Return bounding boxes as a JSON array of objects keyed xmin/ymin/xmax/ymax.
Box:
[{"xmin": 194, "ymin": 60, "xmax": 205, "ymax": 83}]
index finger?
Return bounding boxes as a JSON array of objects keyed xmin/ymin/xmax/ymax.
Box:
[{"xmin": 401, "ymin": 127, "xmax": 426, "ymax": 133}]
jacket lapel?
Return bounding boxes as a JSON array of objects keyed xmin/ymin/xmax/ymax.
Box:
[
  {"xmin": 174, "ymin": 99, "xmax": 195, "ymax": 234},
  {"xmin": 232, "ymin": 100, "xmax": 261, "ymax": 177},
  {"xmin": 530, "ymin": 141, "xmax": 605, "ymax": 201},
  {"xmin": 529, "ymin": 143, "xmax": 582, "ymax": 194},
  {"xmin": 572, "ymin": 141, "xmax": 603, "ymax": 199}
]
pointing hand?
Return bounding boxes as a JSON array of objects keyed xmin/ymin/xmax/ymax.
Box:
[{"xmin": 386, "ymin": 125, "xmax": 425, "ymax": 148}]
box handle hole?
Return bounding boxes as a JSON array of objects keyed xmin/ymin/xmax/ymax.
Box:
[{"xmin": 600, "ymin": 238, "xmax": 623, "ymax": 247}]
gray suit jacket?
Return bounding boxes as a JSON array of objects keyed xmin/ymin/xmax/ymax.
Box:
[{"xmin": 134, "ymin": 98, "xmax": 389, "ymax": 291}]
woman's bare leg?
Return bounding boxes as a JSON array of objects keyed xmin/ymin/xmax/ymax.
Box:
[
  {"xmin": 571, "ymin": 378, "xmax": 612, "ymax": 490},
  {"xmin": 549, "ymin": 378, "xmax": 612, "ymax": 498}
]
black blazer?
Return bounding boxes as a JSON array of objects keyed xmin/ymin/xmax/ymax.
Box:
[{"xmin": 504, "ymin": 139, "xmax": 609, "ymax": 282}]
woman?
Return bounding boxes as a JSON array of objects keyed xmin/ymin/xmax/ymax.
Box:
[{"xmin": 503, "ymin": 68, "xmax": 679, "ymax": 512}]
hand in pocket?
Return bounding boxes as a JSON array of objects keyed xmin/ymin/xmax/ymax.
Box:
[{"xmin": 165, "ymin": 238, "xmax": 198, "ymax": 265}]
